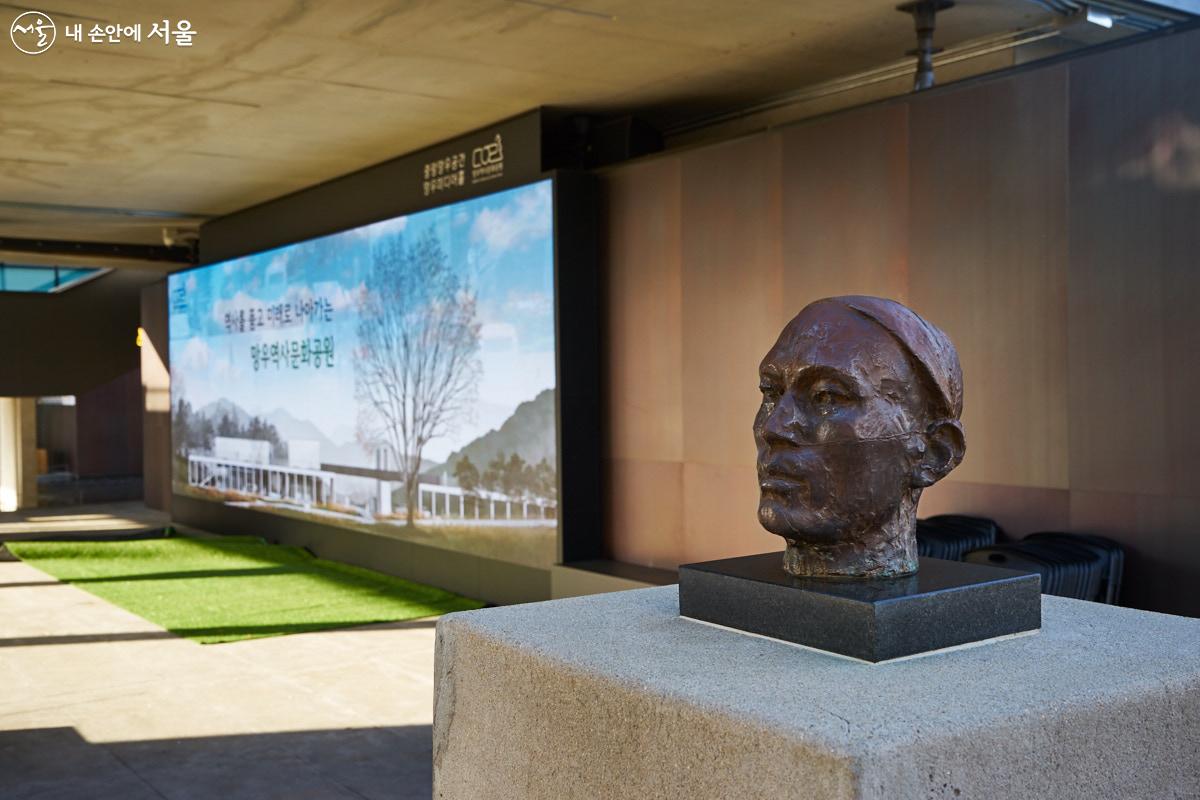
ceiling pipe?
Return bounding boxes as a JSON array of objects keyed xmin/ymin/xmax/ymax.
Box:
[
  {"xmin": 897, "ymin": 0, "xmax": 955, "ymax": 91},
  {"xmin": 0, "ymin": 237, "xmax": 196, "ymax": 266}
]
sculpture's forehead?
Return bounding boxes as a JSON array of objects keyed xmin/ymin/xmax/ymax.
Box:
[{"xmin": 762, "ymin": 303, "xmax": 913, "ymax": 382}]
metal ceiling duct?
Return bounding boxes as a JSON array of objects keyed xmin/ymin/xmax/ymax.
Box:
[
  {"xmin": 665, "ymin": 0, "xmax": 1197, "ymax": 139},
  {"xmin": 1023, "ymin": 0, "xmax": 1196, "ymax": 31}
]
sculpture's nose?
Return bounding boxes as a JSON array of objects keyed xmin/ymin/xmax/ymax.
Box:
[{"xmin": 761, "ymin": 391, "xmax": 807, "ymax": 446}]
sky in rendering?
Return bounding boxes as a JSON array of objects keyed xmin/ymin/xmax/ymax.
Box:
[{"xmin": 168, "ymin": 179, "xmax": 555, "ymax": 463}]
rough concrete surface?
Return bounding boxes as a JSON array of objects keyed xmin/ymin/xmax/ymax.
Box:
[{"xmin": 434, "ymin": 586, "xmax": 1200, "ymax": 799}]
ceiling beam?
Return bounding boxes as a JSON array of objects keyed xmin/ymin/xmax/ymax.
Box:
[{"xmin": 0, "ymin": 237, "xmax": 196, "ymax": 266}]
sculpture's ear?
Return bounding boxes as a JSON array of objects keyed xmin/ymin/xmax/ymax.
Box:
[{"xmin": 912, "ymin": 419, "xmax": 965, "ymax": 488}]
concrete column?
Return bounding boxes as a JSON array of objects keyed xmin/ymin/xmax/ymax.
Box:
[
  {"xmin": 0, "ymin": 397, "xmax": 37, "ymax": 511},
  {"xmin": 140, "ymin": 282, "xmax": 172, "ymax": 512},
  {"xmin": 378, "ymin": 479, "xmax": 392, "ymax": 516}
]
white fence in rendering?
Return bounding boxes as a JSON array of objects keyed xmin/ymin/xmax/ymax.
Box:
[
  {"xmin": 416, "ymin": 482, "xmax": 555, "ymax": 521},
  {"xmin": 188, "ymin": 454, "xmax": 335, "ymax": 507}
]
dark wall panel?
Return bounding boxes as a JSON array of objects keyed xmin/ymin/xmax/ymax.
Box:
[
  {"xmin": 679, "ymin": 135, "xmax": 783, "ymax": 471},
  {"xmin": 1065, "ymin": 29, "xmax": 1200, "ymax": 615},
  {"xmin": 0, "ymin": 269, "xmax": 159, "ymax": 397},
  {"xmin": 1069, "ymin": 491, "xmax": 1200, "ymax": 617},
  {"xmin": 780, "ymin": 102, "xmax": 910, "ymax": 309},
  {"xmin": 909, "ymin": 66, "xmax": 1070, "ymax": 492},
  {"xmin": 600, "ymin": 159, "xmax": 686, "ymax": 569},
  {"xmin": 36, "ymin": 404, "xmax": 76, "ymax": 473},
  {"xmin": 599, "ymin": 27, "xmax": 1200, "ymax": 616},
  {"xmin": 76, "ymin": 368, "xmax": 143, "ymax": 477},
  {"xmin": 678, "ymin": 135, "xmax": 784, "ymax": 563},
  {"xmin": 1067, "ymin": 29, "xmax": 1200, "ymax": 500},
  {"xmin": 919, "ymin": 481, "xmax": 1071, "ymax": 540}
]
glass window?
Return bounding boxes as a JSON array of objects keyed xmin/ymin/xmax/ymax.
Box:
[{"xmin": 0, "ymin": 265, "xmax": 106, "ymax": 293}]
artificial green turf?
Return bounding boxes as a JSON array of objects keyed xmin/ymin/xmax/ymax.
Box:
[{"xmin": 6, "ymin": 535, "xmax": 483, "ymax": 644}]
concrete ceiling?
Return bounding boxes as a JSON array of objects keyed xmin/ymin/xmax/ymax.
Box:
[{"xmin": 0, "ymin": 0, "xmax": 1134, "ymax": 253}]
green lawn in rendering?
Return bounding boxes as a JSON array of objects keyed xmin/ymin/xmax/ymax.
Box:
[{"xmin": 6, "ymin": 535, "xmax": 483, "ymax": 644}]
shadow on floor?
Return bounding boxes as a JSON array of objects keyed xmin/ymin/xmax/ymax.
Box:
[
  {"xmin": 0, "ymin": 724, "xmax": 433, "ymax": 800},
  {"xmin": 0, "ymin": 617, "xmax": 439, "ymax": 647}
]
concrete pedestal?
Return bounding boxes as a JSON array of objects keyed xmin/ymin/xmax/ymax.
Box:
[{"xmin": 434, "ymin": 586, "xmax": 1200, "ymax": 800}]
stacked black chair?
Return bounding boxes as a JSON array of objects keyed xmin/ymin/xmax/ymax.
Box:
[
  {"xmin": 964, "ymin": 532, "xmax": 1122, "ymax": 604},
  {"xmin": 1024, "ymin": 532, "xmax": 1124, "ymax": 605},
  {"xmin": 962, "ymin": 545, "xmax": 1052, "ymax": 584},
  {"xmin": 916, "ymin": 514, "xmax": 1001, "ymax": 560}
]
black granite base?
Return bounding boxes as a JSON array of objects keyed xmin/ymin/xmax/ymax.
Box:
[{"xmin": 678, "ymin": 553, "xmax": 1041, "ymax": 662}]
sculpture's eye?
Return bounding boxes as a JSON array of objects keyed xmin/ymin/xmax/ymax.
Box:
[
  {"xmin": 810, "ymin": 384, "xmax": 852, "ymax": 414},
  {"xmin": 759, "ymin": 381, "xmax": 780, "ymax": 403},
  {"xmin": 813, "ymin": 390, "xmax": 834, "ymax": 406}
]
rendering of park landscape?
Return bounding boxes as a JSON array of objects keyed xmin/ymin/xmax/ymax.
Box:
[{"xmin": 169, "ymin": 180, "xmax": 559, "ymax": 569}]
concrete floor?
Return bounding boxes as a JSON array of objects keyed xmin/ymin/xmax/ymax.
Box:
[
  {"xmin": 0, "ymin": 507, "xmax": 440, "ymax": 799},
  {"xmin": 0, "ymin": 501, "xmax": 169, "ymax": 537}
]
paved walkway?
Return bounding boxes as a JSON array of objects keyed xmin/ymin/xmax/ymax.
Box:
[
  {"xmin": 0, "ymin": 501, "xmax": 169, "ymax": 537},
  {"xmin": 0, "ymin": 546, "xmax": 439, "ymax": 798}
]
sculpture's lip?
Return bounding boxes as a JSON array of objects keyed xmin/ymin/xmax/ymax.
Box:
[{"xmin": 759, "ymin": 475, "xmax": 804, "ymax": 493}]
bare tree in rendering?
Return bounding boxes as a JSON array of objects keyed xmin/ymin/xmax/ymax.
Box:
[{"xmin": 354, "ymin": 228, "xmax": 481, "ymax": 526}]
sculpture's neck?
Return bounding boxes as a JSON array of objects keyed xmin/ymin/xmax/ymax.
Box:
[{"xmin": 782, "ymin": 493, "xmax": 920, "ymax": 579}]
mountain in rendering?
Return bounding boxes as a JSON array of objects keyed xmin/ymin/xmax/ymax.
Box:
[
  {"xmin": 425, "ymin": 388, "xmax": 556, "ymax": 482},
  {"xmin": 197, "ymin": 398, "xmax": 253, "ymax": 430}
]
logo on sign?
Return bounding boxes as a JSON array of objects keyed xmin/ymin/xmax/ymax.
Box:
[
  {"xmin": 10, "ymin": 10, "xmax": 56, "ymax": 54},
  {"xmin": 471, "ymin": 135, "xmax": 504, "ymax": 184}
]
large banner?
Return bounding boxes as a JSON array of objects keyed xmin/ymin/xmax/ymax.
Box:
[{"xmin": 169, "ymin": 179, "xmax": 558, "ymax": 569}]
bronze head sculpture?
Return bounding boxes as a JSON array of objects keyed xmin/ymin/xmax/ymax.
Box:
[{"xmin": 755, "ymin": 296, "xmax": 965, "ymax": 579}]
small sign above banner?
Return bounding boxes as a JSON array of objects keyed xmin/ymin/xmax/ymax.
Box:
[{"xmin": 201, "ymin": 110, "xmax": 543, "ymax": 264}]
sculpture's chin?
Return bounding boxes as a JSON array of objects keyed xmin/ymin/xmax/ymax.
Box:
[
  {"xmin": 757, "ymin": 497, "xmax": 840, "ymax": 544},
  {"xmin": 756, "ymin": 502, "xmax": 779, "ymax": 534}
]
